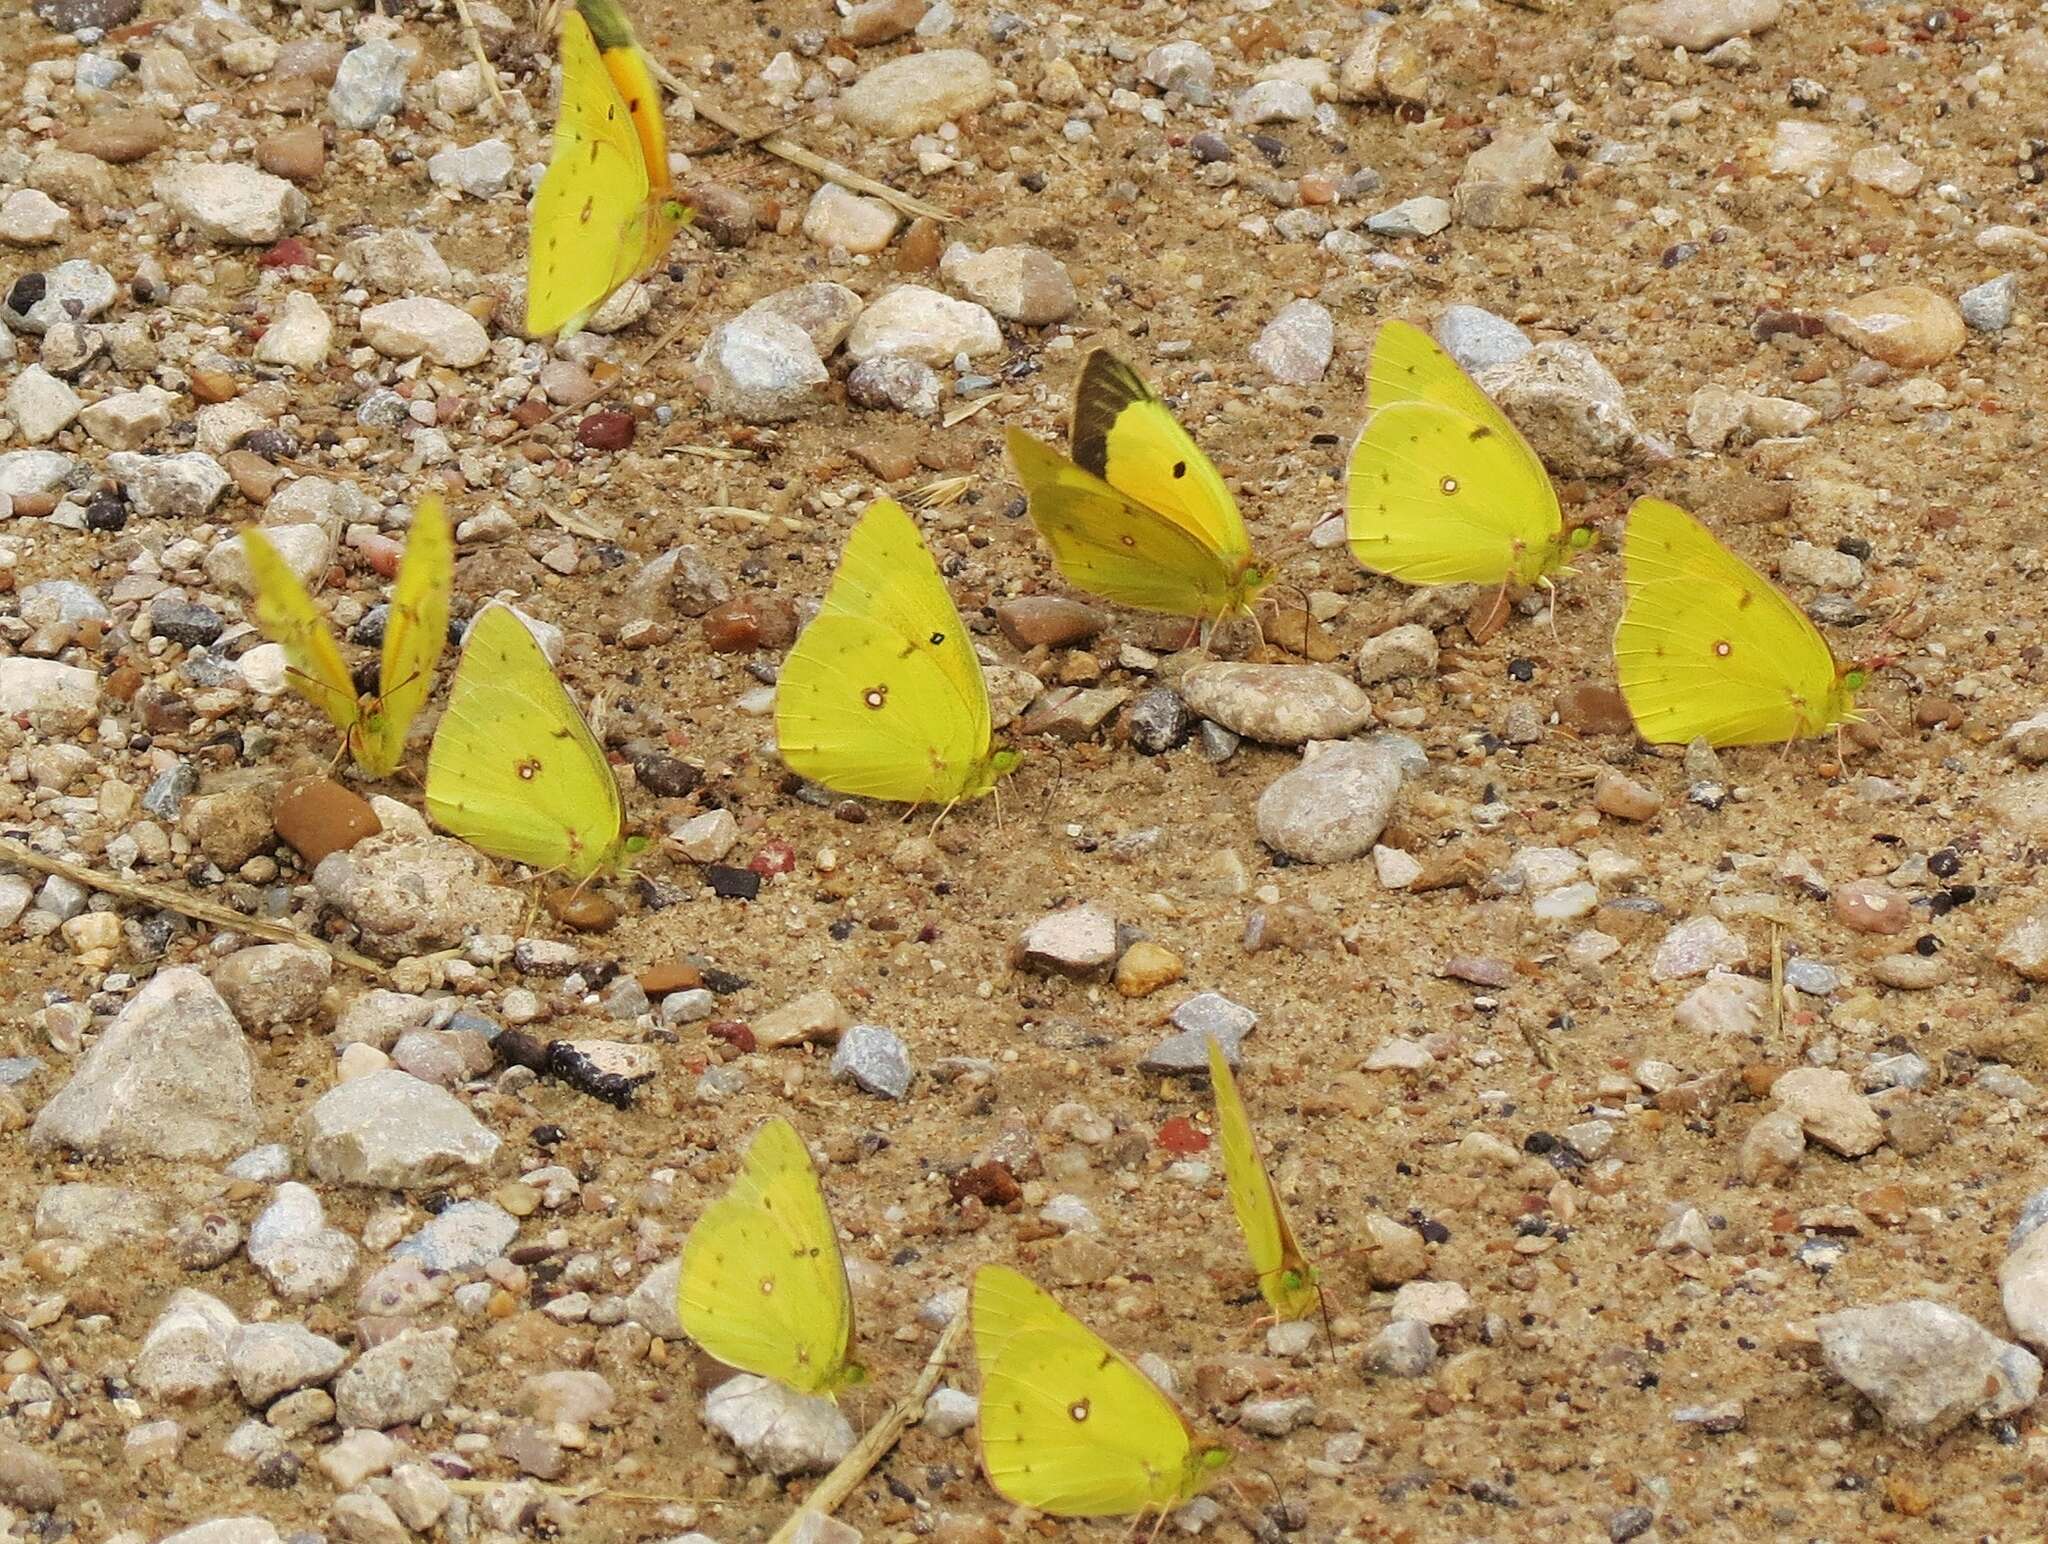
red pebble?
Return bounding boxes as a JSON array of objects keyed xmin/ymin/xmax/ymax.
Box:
[
  {"xmin": 260, "ymin": 237, "xmax": 313, "ymax": 269},
  {"xmin": 1157, "ymin": 1116, "xmax": 1210, "ymax": 1155},
  {"xmin": 748, "ymin": 841, "xmax": 796, "ymax": 877},
  {"xmin": 575, "ymin": 409, "xmax": 636, "ymax": 451},
  {"xmin": 706, "ymin": 1020, "xmax": 756, "ymax": 1053}
]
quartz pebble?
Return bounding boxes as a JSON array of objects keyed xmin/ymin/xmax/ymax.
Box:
[
  {"xmin": 1772, "ymin": 1068, "xmax": 1883, "ymax": 1158},
  {"xmin": 1816, "ymin": 1301, "xmax": 2040, "ymax": 1441},
  {"xmin": 1824, "ymin": 286, "xmax": 1966, "ymax": 370}
]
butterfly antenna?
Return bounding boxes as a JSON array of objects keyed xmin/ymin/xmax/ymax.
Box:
[{"xmin": 1314, "ymin": 1284, "xmax": 1335, "ymax": 1364}]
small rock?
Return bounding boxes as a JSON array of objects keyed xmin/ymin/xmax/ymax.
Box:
[
  {"xmin": 695, "ymin": 312, "xmax": 828, "ymax": 424},
  {"xmin": 333, "ymin": 1329, "xmax": 459, "ymax": 1430},
  {"xmin": 1016, "ymin": 906, "xmax": 1118, "ymax": 978},
  {"xmin": 1772, "ymin": 1067, "xmax": 1883, "ymax": 1158},
  {"xmin": 1255, "ymin": 739, "xmax": 1412, "ymax": 865},
  {"xmin": 1476, "ymin": 342, "xmax": 1648, "ymax": 477},
  {"xmin": 302, "ymin": 1068, "xmax": 501, "ymax": 1189},
  {"xmin": 1142, "ymin": 40, "xmax": 1215, "ymax": 104},
  {"xmin": 1650, "ymin": 916, "xmax": 1746, "ymax": 981},
  {"xmin": 0, "ymin": 189, "xmax": 69, "ymax": 247},
  {"xmin": 1249, "ymin": 299, "xmax": 1334, "ymax": 384},
  {"xmin": 1832, "ymin": 879, "xmax": 1910, "ymax": 934},
  {"xmin": 153, "ymin": 164, "xmax": 307, "ymax": 245},
  {"xmin": 1114, "ymin": 939, "xmax": 1183, "ymax": 998},
  {"xmin": 214, "ymin": 944, "xmax": 330, "ymax": 1033},
  {"xmin": 702, "ymin": 1374, "xmax": 855, "ymax": 1475},
  {"xmin": 5, "ymin": 366, "xmax": 81, "ymax": 443},
  {"xmin": 1673, "ymin": 971, "xmax": 1767, "ymax": 1034},
  {"xmin": 1365, "ymin": 1319, "xmax": 1436, "ymax": 1377},
  {"xmin": 1593, "ymin": 769, "xmax": 1662, "ymax": 820},
  {"xmin": 752, "ymin": 990, "xmax": 848, "ymax": 1049},
  {"xmin": 735, "ymin": 282, "xmax": 866, "ymax": 356},
  {"xmin": 1366, "ymin": 196, "xmax": 1451, "ymax": 239},
  {"xmin": 830, "ymin": 1024, "xmax": 913, "ymax": 1098},
  {"xmin": 426, "ymin": 138, "xmax": 513, "ymax": 198},
  {"xmin": 847, "ymin": 354, "xmax": 942, "ymax": 416},
  {"xmin": 360, "ymin": 298, "xmax": 489, "ymax": 368},
  {"xmin": 801, "ymin": 184, "xmax": 902, "ymax": 254},
  {"xmin": 394, "ymin": 1201, "xmax": 518, "ymax": 1271},
  {"xmin": 1738, "ymin": 1108, "xmax": 1805, "ymax": 1185},
  {"xmin": 229, "ymin": 1322, "xmax": 349, "ymax": 1407},
  {"xmin": 1354, "ymin": 624, "xmax": 1438, "ymax": 685},
  {"xmin": 1232, "ymin": 79, "xmax": 1314, "ymax": 125},
  {"xmin": 133, "ymin": 1288, "xmax": 239, "ymax": 1400},
  {"xmin": 1613, "ymin": 0, "xmax": 1781, "ymax": 49},
  {"xmin": 1816, "ymin": 1300, "xmax": 2040, "ymax": 1442},
  {"xmin": 1181, "ymin": 663, "xmax": 1373, "ymax": 744},
  {"xmin": 1824, "ymin": 286, "xmax": 1966, "ymax": 370},
  {"xmin": 939, "ymin": 243, "xmax": 1076, "ymax": 325},
  {"xmin": 838, "ymin": 49, "xmax": 998, "ymax": 137},
  {"xmin": 330, "ymin": 39, "xmax": 413, "ymax": 130},
  {"xmin": 844, "ymin": 285, "xmax": 1001, "ymax": 365},
  {"xmin": 1960, "ymin": 273, "xmax": 2017, "ymax": 333},
  {"xmin": 248, "ymin": 1181, "xmax": 358, "ymax": 1301}
]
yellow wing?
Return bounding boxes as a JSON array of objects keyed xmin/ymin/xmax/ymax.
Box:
[
  {"xmin": 526, "ymin": 7, "xmax": 686, "ymax": 339},
  {"xmin": 971, "ymin": 1265, "xmax": 1231, "ymax": 1520},
  {"xmin": 241, "ymin": 527, "xmax": 365, "ymax": 752},
  {"xmin": 1613, "ymin": 496, "xmax": 1863, "ymax": 747},
  {"xmin": 355, "ymin": 493, "xmax": 454, "ymax": 778},
  {"xmin": 775, "ymin": 499, "xmax": 1018, "ymax": 806},
  {"xmin": 1346, "ymin": 320, "xmax": 1577, "ymax": 588},
  {"xmin": 1207, "ymin": 1039, "xmax": 1320, "ymax": 1323},
  {"xmin": 1008, "ymin": 351, "xmax": 1266, "ymax": 622},
  {"xmin": 422, "ymin": 605, "xmax": 631, "ymax": 879},
  {"xmin": 676, "ymin": 1117, "xmax": 864, "ymax": 1396}
]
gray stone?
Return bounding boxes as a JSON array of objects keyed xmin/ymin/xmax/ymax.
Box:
[
  {"xmin": 1142, "ymin": 992, "xmax": 1258, "ymax": 1073},
  {"xmin": 213, "ymin": 943, "xmax": 331, "ymax": 1033},
  {"xmin": 844, "ymin": 285, "xmax": 1002, "ymax": 365},
  {"xmin": 1475, "ymin": 342, "xmax": 1649, "ymax": 477},
  {"xmin": 33, "ymin": 1182, "xmax": 163, "ymax": 1245},
  {"xmin": 1250, "ymin": 299, "xmax": 1334, "ymax": 384},
  {"xmin": 847, "ymin": 354, "xmax": 942, "ymax": 416},
  {"xmin": 153, "ymin": 164, "xmax": 307, "ymax": 244},
  {"xmin": 248, "ymin": 1181, "xmax": 359, "ymax": 1302},
  {"xmin": 1432, "ymin": 305, "xmax": 1531, "ymax": 374},
  {"xmin": 158, "ymin": 1524, "xmax": 282, "ymax": 1544},
  {"xmin": 5, "ymin": 259, "xmax": 116, "ymax": 334},
  {"xmin": 1141, "ymin": 41, "xmax": 1214, "ymax": 103},
  {"xmin": 702, "ymin": 1374, "xmax": 856, "ymax": 1475},
  {"xmin": 5, "ymin": 366, "xmax": 81, "ymax": 443},
  {"xmin": 695, "ymin": 312, "xmax": 828, "ymax": 424},
  {"xmin": 1367, "ymin": 197, "xmax": 1452, "ymax": 238},
  {"xmin": 838, "ymin": 50, "xmax": 998, "ymax": 137},
  {"xmin": 0, "ymin": 660, "xmax": 98, "ymax": 735},
  {"xmin": 1232, "ymin": 79, "xmax": 1314, "ymax": 125},
  {"xmin": 133, "ymin": 1288, "xmax": 240, "ymax": 1400},
  {"xmin": 625, "ymin": 1257, "xmax": 685, "ymax": 1339},
  {"xmin": 1960, "ymin": 273, "xmax": 2017, "ymax": 333},
  {"xmin": 1016, "ymin": 905, "xmax": 1118, "ymax": 978},
  {"xmin": 1181, "ymin": 663, "xmax": 1373, "ymax": 745},
  {"xmin": 302, "ymin": 1068, "xmax": 502, "ymax": 1189},
  {"xmin": 1255, "ymin": 740, "xmax": 1411, "ymax": 865},
  {"xmin": 426, "ymin": 138, "xmax": 513, "ymax": 198},
  {"xmin": 1816, "ymin": 1300, "xmax": 2040, "ymax": 1441},
  {"xmin": 106, "ymin": 450, "xmax": 231, "ymax": 518},
  {"xmin": 1354, "ymin": 623, "xmax": 1439, "ymax": 685},
  {"xmin": 253, "ymin": 292, "xmax": 333, "ymax": 370},
  {"xmin": 313, "ymin": 833, "xmax": 525, "ymax": 959},
  {"xmin": 735, "ymin": 282, "xmax": 865, "ymax": 356},
  {"xmin": 395, "ymin": 1201, "xmax": 519, "ymax": 1271},
  {"xmin": 1772, "ymin": 1067, "xmax": 1883, "ymax": 1157},
  {"xmin": 830, "ymin": 1024, "xmax": 913, "ymax": 1099},
  {"xmin": 228, "ymin": 1322, "xmax": 349, "ymax": 1406},
  {"xmin": 939, "ymin": 243, "xmax": 1076, "ymax": 325},
  {"xmin": 800, "ymin": 183, "xmax": 902, "ymax": 254},
  {"xmin": 0, "ymin": 449, "xmax": 77, "ymax": 496},
  {"xmin": 330, "ymin": 40, "xmax": 413, "ymax": 129},
  {"xmin": 333, "ymin": 1329, "xmax": 459, "ymax": 1429},
  {"xmin": 360, "ymin": 298, "xmax": 489, "ymax": 368},
  {"xmin": 31, "ymin": 967, "xmax": 258, "ymax": 1161},
  {"xmin": 1365, "ymin": 1319, "xmax": 1437, "ymax": 1377}
]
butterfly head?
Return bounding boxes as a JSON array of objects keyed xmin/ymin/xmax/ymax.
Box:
[{"xmin": 1185, "ymin": 1439, "xmax": 1235, "ymax": 1493}]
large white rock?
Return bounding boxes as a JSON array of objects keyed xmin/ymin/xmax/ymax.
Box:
[
  {"xmin": 153, "ymin": 163, "xmax": 308, "ymax": 244},
  {"xmin": 844, "ymin": 285, "xmax": 1001, "ymax": 365},
  {"xmin": 302, "ymin": 1068, "xmax": 501, "ymax": 1189}
]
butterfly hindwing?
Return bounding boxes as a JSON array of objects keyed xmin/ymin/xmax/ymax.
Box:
[
  {"xmin": 358, "ymin": 492, "xmax": 454, "ymax": 778},
  {"xmin": 1346, "ymin": 320, "xmax": 1569, "ymax": 588},
  {"xmin": 422, "ymin": 605, "xmax": 628, "ymax": 878},
  {"xmin": 1208, "ymin": 1039, "xmax": 1320, "ymax": 1323},
  {"xmin": 242, "ymin": 527, "xmax": 362, "ymax": 747},
  {"xmin": 676, "ymin": 1117, "xmax": 862, "ymax": 1396},
  {"xmin": 526, "ymin": 7, "xmax": 680, "ymax": 339},
  {"xmin": 775, "ymin": 499, "xmax": 1013, "ymax": 806},
  {"xmin": 971, "ymin": 1265, "xmax": 1229, "ymax": 1519},
  {"xmin": 1011, "ymin": 352, "xmax": 1265, "ymax": 621},
  {"xmin": 1614, "ymin": 496, "xmax": 1855, "ymax": 746}
]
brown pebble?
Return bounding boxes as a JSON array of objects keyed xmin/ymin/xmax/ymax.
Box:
[
  {"xmin": 510, "ymin": 399, "xmax": 553, "ymax": 428},
  {"xmin": 702, "ymin": 593, "xmax": 798, "ymax": 652},
  {"xmin": 1823, "ymin": 285, "xmax": 1965, "ymax": 370},
  {"xmin": 273, "ymin": 38, "xmax": 345, "ymax": 83},
  {"xmin": 575, "ymin": 410, "xmax": 635, "ymax": 452},
  {"xmin": 950, "ymin": 1160, "xmax": 1022, "ymax": 1209},
  {"xmin": 852, "ymin": 441, "xmax": 918, "ymax": 482},
  {"xmin": 897, "ymin": 217, "xmax": 944, "ymax": 271},
  {"xmin": 1441, "ymin": 955, "xmax": 1514, "ymax": 988},
  {"xmin": 544, "ymin": 889, "xmax": 619, "ymax": 932},
  {"xmin": 1912, "ymin": 697, "xmax": 1962, "ymax": 730},
  {"xmin": 61, "ymin": 108, "xmax": 170, "ymax": 164},
  {"xmin": 1831, "ymin": 879, "xmax": 1910, "ymax": 934},
  {"xmin": 10, "ymin": 492, "xmax": 57, "ymax": 519},
  {"xmin": 1242, "ymin": 902, "xmax": 1329, "ymax": 954},
  {"xmin": 843, "ymin": 0, "xmax": 925, "ymax": 46},
  {"xmin": 256, "ymin": 126, "xmax": 327, "ymax": 185},
  {"xmin": 1558, "ymin": 683, "xmax": 1636, "ymax": 735},
  {"xmin": 637, "ymin": 962, "xmax": 703, "ymax": 996},
  {"xmin": 189, "ymin": 369, "xmax": 237, "ymax": 405},
  {"xmin": 993, "ymin": 595, "xmax": 1106, "ymax": 649},
  {"xmin": 1592, "ymin": 768, "xmax": 1662, "ymax": 821},
  {"xmin": 684, "ymin": 182, "xmax": 756, "ymax": 248},
  {"xmin": 1113, "ymin": 939, "xmax": 1183, "ymax": 998},
  {"xmin": 1871, "ymin": 952, "xmax": 1946, "ymax": 989},
  {"xmin": 273, "ymin": 776, "xmax": 380, "ymax": 868},
  {"xmin": 223, "ymin": 449, "xmax": 284, "ymax": 503}
]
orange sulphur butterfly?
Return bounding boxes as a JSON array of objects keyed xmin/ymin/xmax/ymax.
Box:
[
  {"xmin": 423, "ymin": 605, "xmax": 638, "ymax": 880},
  {"xmin": 676, "ymin": 1117, "xmax": 865, "ymax": 1397},
  {"xmin": 241, "ymin": 492, "xmax": 452, "ymax": 779},
  {"xmin": 775, "ymin": 498, "xmax": 1019, "ymax": 806},
  {"xmin": 1614, "ymin": 496, "xmax": 1870, "ymax": 746},
  {"xmin": 1006, "ymin": 350, "xmax": 1268, "ymax": 622},
  {"xmin": 1207, "ymin": 1038, "xmax": 1321, "ymax": 1324},
  {"xmin": 526, "ymin": 0, "xmax": 690, "ymax": 339},
  {"xmin": 971, "ymin": 1264, "xmax": 1232, "ymax": 1522},
  {"xmin": 1345, "ymin": 319, "xmax": 1588, "ymax": 587}
]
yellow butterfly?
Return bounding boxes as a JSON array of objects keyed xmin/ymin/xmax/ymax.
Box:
[
  {"xmin": 775, "ymin": 498, "xmax": 1020, "ymax": 806},
  {"xmin": 971, "ymin": 1264, "xmax": 1232, "ymax": 1524},
  {"xmin": 1207, "ymin": 1038, "xmax": 1321, "ymax": 1324},
  {"xmin": 676, "ymin": 1117, "xmax": 865, "ymax": 1397},
  {"xmin": 1006, "ymin": 350, "xmax": 1268, "ymax": 622},
  {"xmin": 1614, "ymin": 496, "xmax": 1873, "ymax": 747},
  {"xmin": 423, "ymin": 604, "xmax": 638, "ymax": 880},
  {"xmin": 242, "ymin": 492, "xmax": 452, "ymax": 779},
  {"xmin": 1345, "ymin": 319, "xmax": 1589, "ymax": 588},
  {"xmin": 526, "ymin": 0, "xmax": 690, "ymax": 339}
]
